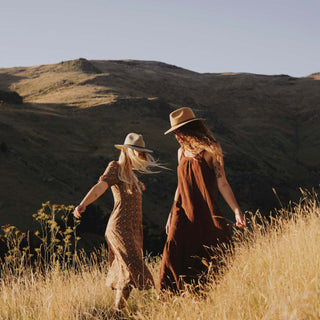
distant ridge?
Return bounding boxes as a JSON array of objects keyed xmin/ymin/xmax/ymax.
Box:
[
  {"xmin": 54, "ymin": 58, "xmax": 102, "ymax": 74},
  {"xmin": 107, "ymin": 59, "xmax": 189, "ymax": 71},
  {"xmin": 307, "ymin": 72, "xmax": 320, "ymax": 80}
]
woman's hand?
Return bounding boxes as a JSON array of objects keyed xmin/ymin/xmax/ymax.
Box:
[
  {"xmin": 74, "ymin": 204, "xmax": 86, "ymax": 219},
  {"xmin": 235, "ymin": 211, "xmax": 246, "ymax": 228}
]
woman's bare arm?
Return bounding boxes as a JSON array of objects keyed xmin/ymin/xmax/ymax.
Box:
[
  {"xmin": 208, "ymin": 153, "xmax": 246, "ymax": 228},
  {"xmin": 74, "ymin": 181, "xmax": 109, "ymax": 218},
  {"xmin": 166, "ymin": 148, "xmax": 182, "ymax": 234},
  {"xmin": 80, "ymin": 181, "xmax": 109, "ymax": 207}
]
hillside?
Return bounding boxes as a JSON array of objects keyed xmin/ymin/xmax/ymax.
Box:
[{"xmin": 1, "ymin": 58, "xmax": 320, "ymax": 252}]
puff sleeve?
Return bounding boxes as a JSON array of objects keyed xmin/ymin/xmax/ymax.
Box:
[{"xmin": 98, "ymin": 161, "xmax": 120, "ymax": 187}]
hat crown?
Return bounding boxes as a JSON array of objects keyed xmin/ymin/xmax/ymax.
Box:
[
  {"xmin": 164, "ymin": 107, "xmax": 204, "ymax": 135},
  {"xmin": 170, "ymin": 107, "xmax": 196, "ymax": 127},
  {"xmin": 123, "ymin": 133, "xmax": 145, "ymax": 148}
]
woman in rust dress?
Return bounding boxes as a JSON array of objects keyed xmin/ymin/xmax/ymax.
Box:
[
  {"xmin": 74, "ymin": 133, "xmax": 161, "ymax": 308},
  {"xmin": 158, "ymin": 107, "xmax": 246, "ymax": 293}
]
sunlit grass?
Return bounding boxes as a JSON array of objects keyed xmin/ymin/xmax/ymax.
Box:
[{"xmin": 0, "ymin": 191, "xmax": 320, "ymax": 319}]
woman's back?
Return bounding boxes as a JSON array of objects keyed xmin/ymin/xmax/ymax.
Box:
[
  {"xmin": 158, "ymin": 149, "xmax": 232, "ymax": 291},
  {"xmin": 159, "ymin": 106, "xmax": 246, "ymax": 293},
  {"xmin": 177, "ymin": 149, "xmax": 230, "ymax": 240}
]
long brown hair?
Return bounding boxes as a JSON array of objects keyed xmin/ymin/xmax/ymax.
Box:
[{"xmin": 175, "ymin": 120, "xmax": 223, "ymax": 165}]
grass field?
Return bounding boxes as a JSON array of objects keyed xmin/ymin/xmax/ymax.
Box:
[{"xmin": 0, "ymin": 191, "xmax": 319, "ymax": 320}]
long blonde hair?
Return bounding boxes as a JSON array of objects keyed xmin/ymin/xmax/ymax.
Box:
[
  {"xmin": 175, "ymin": 120, "xmax": 223, "ymax": 165},
  {"xmin": 118, "ymin": 147, "xmax": 162, "ymax": 193}
]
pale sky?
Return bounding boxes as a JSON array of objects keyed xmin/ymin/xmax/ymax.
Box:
[{"xmin": 1, "ymin": 0, "xmax": 319, "ymax": 77}]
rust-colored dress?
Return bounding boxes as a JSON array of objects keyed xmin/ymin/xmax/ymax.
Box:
[
  {"xmin": 158, "ymin": 150, "xmax": 232, "ymax": 292},
  {"xmin": 99, "ymin": 161, "xmax": 154, "ymax": 291}
]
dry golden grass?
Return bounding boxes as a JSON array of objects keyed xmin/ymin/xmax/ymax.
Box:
[{"xmin": 1, "ymin": 192, "xmax": 320, "ymax": 319}]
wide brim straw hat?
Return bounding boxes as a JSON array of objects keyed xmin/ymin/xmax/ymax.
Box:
[
  {"xmin": 115, "ymin": 133, "xmax": 153, "ymax": 153},
  {"xmin": 164, "ymin": 107, "xmax": 205, "ymax": 135}
]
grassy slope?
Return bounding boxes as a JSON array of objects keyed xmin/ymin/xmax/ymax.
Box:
[
  {"xmin": 0, "ymin": 195, "xmax": 319, "ymax": 319},
  {"xmin": 1, "ymin": 59, "xmax": 320, "ymax": 252}
]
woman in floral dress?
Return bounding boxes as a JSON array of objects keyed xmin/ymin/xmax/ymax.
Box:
[{"xmin": 74, "ymin": 133, "xmax": 161, "ymax": 308}]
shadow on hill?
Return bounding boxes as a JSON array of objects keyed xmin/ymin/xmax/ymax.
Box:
[
  {"xmin": 0, "ymin": 90, "xmax": 23, "ymax": 104},
  {"xmin": 0, "ymin": 99, "xmax": 177, "ymax": 254},
  {"xmin": 0, "ymin": 72, "xmax": 27, "ymax": 91},
  {"xmin": 1, "ymin": 91, "xmax": 320, "ymax": 254}
]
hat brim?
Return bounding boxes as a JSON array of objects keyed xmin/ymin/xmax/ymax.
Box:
[
  {"xmin": 114, "ymin": 144, "xmax": 153, "ymax": 153},
  {"xmin": 164, "ymin": 118, "xmax": 205, "ymax": 135}
]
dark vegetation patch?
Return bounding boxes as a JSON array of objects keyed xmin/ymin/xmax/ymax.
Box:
[{"xmin": 0, "ymin": 90, "xmax": 23, "ymax": 104}]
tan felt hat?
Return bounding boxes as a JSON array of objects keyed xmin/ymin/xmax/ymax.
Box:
[
  {"xmin": 115, "ymin": 133, "xmax": 153, "ymax": 153},
  {"xmin": 164, "ymin": 107, "xmax": 205, "ymax": 135}
]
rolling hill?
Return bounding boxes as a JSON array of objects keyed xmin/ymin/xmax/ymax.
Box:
[{"xmin": 1, "ymin": 58, "xmax": 320, "ymax": 252}]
